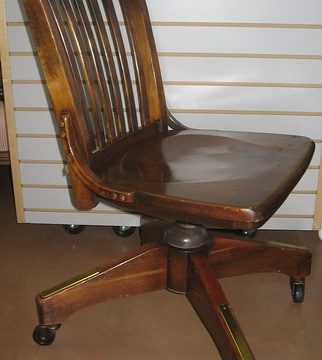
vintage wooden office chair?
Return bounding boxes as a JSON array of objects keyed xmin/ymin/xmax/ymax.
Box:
[{"xmin": 24, "ymin": 0, "xmax": 314, "ymax": 358}]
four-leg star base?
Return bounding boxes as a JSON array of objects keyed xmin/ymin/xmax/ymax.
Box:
[{"xmin": 33, "ymin": 223, "xmax": 312, "ymax": 359}]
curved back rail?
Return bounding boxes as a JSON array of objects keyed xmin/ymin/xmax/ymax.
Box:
[{"xmin": 24, "ymin": 0, "xmax": 168, "ymax": 208}]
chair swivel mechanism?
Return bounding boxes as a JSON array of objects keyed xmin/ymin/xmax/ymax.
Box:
[{"xmin": 24, "ymin": 0, "xmax": 315, "ymax": 358}]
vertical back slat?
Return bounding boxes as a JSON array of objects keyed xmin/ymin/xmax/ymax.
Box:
[
  {"xmin": 120, "ymin": 0, "xmax": 167, "ymax": 131},
  {"xmin": 75, "ymin": 0, "xmax": 120, "ymax": 141},
  {"xmin": 46, "ymin": 0, "xmax": 95, "ymax": 152},
  {"xmin": 26, "ymin": 0, "xmax": 167, "ymax": 156},
  {"xmin": 102, "ymin": 0, "xmax": 139, "ymax": 132},
  {"xmin": 61, "ymin": 0, "xmax": 106, "ymax": 148},
  {"xmin": 86, "ymin": 0, "xmax": 128, "ymax": 137}
]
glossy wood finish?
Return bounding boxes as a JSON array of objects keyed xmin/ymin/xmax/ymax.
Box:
[
  {"xmin": 33, "ymin": 222, "xmax": 310, "ymax": 358},
  {"xmin": 36, "ymin": 243, "xmax": 168, "ymax": 325},
  {"xmin": 208, "ymin": 234, "xmax": 312, "ymax": 280},
  {"xmin": 24, "ymin": 0, "xmax": 314, "ymax": 229},
  {"xmin": 97, "ymin": 129, "xmax": 314, "ymax": 229},
  {"xmin": 24, "ymin": 0, "xmax": 314, "ymax": 358},
  {"xmin": 140, "ymin": 221, "xmax": 312, "ymax": 282},
  {"xmin": 187, "ymin": 253, "xmax": 255, "ymax": 360}
]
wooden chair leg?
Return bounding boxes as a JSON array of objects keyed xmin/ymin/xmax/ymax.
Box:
[
  {"xmin": 208, "ymin": 235, "xmax": 312, "ymax": 280},
  {"xmin": 35, "ymin": 243, "xmax": 168, "ymax": 326},
  {"xmin": 187, "ymin": 253, "xmax": 255, "ymax": 360}
]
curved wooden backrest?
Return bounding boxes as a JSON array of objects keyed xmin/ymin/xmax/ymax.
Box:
[{"xmin": 23, "ymin": 0, "xmax": 168, "ymax": 208}]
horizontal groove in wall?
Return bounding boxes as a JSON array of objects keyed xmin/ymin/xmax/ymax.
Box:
[
  {"xmin": 165, "ymin": 81, "xmax": 322, "ymax": 88},
  {"xmin": 17, "ymin": 134, "xmax": 58, "ymax": 138},
  {"xmin": 24, "ymin": 208, "xmax": 130, "ymax": 215},
  {"xmin": 292, "ymin": 190, "xmax": 317, "ymax": 195},
  {"xmin": 10, "ymin": 51, "xmax": 38, "ymax": 56},
  {"xmin": 14, "ymin": 106, "xmax": 322, "ymax": 117},
  {"xmin": 6, "ymin": 22, "xmax": 28, "ymax": 26},
  {"xmin": 22, "ymin": 184, "xmax": 70, "ymax": 189},
  {"xmin": 19, "ymin": 160, "xmax": 66, "ymax": 164},
  {"xmin": 20, "ymin": 184, "xmax": 316, "ymax": 195},
  {"xmin": 14, "ymin": 107, "xmax": 53, "ymax": 112},
  {"xmin": 158, "ymin": 52, "xmax": 322, "ymax": 60},
  {"xmin": 9, "ymin": 51, "xmax": 322, "ymax": 61},
  {"xmin": 6, "ymin": 21, "xmax": 322, "ymax": 29},
  {"xmin": 12, "ymin": 79, "xmax": 322, "ymax": 89},
  {"xmin": 12, "ymin": 80, "xmax": 47, "ymax": 85},
  {"xmin": 153, "ymin": 22, "xmax": 322, "ymax": 29},
  {"xmin": 23, "ymin": 207, "xmax": 313, "ymax": 219},
  {"xmin": 17, "ymin": 160, "xmax": 320, "ymax": 170},
  {"xmin": 170, "ymin": 109, "xmax": 322, "ymax": 116},
  {"xmin": 272, "ymin": 214, "xmax": 314, "ymax": 219},
  {"xmin": 15, "ymin": 133, "xmax": 322, "ymax": 144}
]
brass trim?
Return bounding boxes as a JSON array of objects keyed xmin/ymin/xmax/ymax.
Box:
[
  {"xmin": 263, "ymin": 240, "xmax": 309, "ymax": 251},
  {"xmin": 219, "ymin": 304, "xmax": 255, "ymax": 359},
  {"xmin": 40, "ymin": 269, "xmax": 100, "ymax": 299}
]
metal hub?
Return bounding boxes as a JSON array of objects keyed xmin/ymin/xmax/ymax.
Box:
[{"xmin": 163, "ymin": 223, "xmax": 209, "ymax": 250}]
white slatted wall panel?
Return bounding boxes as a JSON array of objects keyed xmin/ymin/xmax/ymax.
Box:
[{"xmin": 2, "ymin": 0, "xmax": 322, "ymax": 230}]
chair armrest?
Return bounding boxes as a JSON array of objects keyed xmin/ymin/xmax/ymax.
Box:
[{"xmin": 61, "ymin": 112, "xmax": 135, "ymax": 206}]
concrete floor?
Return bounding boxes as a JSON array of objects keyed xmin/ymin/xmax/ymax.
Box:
[{"xmin": 1, "ymin": 164, "xmax": 322, "ymax": 359}]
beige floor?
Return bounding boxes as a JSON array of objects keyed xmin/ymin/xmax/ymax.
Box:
[{"xmin": 1, "ymin": 165, "xmax": 322, "ymax": 359}]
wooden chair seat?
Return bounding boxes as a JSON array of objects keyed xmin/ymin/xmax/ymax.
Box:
[{"xmin": 97, "ymin": 128, "xmax": 314, "ymax": 229}]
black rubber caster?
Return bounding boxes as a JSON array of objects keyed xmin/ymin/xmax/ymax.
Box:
[
  {"xmin": 112, "ymin": 226, "xmax": 136, "ymax": 237},
  {"xmin": 242, "ymin": 230, "xmax": 257, "ymax": 238},
  {"xmin": 290, "ymin": 278, "xmax": 305, "ymax": 303},
  {"xmin": 63, "ymin": 224, "xmax": 85, "ymax": 235},
  {"xmin": 32, "ymin": 324, "xmax": 61, "ymax": 346},
  {"xmin": 235, "ymin": 229, "xmax": 257, "ymax": 239},
  {"xmin": 139, "ymin": 227, "xmax": 146, "ymax": 246}
]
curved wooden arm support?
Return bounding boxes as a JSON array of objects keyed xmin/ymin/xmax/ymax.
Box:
[{"xmin": 61, "ymin": 112, "xmax": 136, "ymax": 205}]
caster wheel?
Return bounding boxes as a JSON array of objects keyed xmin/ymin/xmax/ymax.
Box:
[
  {"xmin": 112, "ymin": 226, "xmax": 135, "ymax": 237},
  {"xmin": 242, "ymin": 230, "xmax": 257, "ymax": 238},
  {"xmin": 63, "ymin": 224, "xmax": 85, "ymax": 235},
  {"xmin": 139, "ymin": 227, "xmax": 146, "ymax": 246},
  {"xmin": 290, "ymin": 278, "xmax": 305, "ymax": 303},
  {"xmin": 32, "ymin": 324, "xmax": 60, "ymax": 346},
  {"xmin": 235, "ymin": 229, "xmax": 257, "ymax": 239}
]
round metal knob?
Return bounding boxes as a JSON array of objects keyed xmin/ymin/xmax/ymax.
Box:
[{"xmin": 163, "ymin": 223, "xmax": 209, "ymax": 250}]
